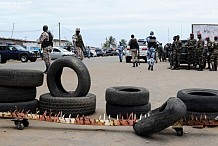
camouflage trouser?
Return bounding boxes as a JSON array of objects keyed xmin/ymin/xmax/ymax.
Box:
[
  {"xmin": 197, "ymin": 50, "xmax": 204, "ymax": 67},
  {"xmin": 210, "ymin": 52, "xmax": 218, "ymax": 70},
  {"xmin": 172, "ymin": 50, "xmax": 180, "ymax": 67},
  {"xmin": 187, "ymin": 49, "xmax": 196, "ymax": 67},
  {"xmin": 75, "ymin": 47, "xmax": 84, "ymax": 60},
  {"xmin": 168, "ymin": 51, "xmax": 173, "ymax": 66},
  {"xmin": 43, "ymin": 46, "xmax": 51, "ymax": 67},
  {"xmin": 131, "ymin": 49, "xmax": 138, "ymax": 62}
]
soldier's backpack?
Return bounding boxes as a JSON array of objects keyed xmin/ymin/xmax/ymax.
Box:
[{"xmin": 47, "ymin": 31, "xmax": 53, "ymax": 47}]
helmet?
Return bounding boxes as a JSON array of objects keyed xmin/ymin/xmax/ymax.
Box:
[
  {"xmin": 150, "ymin": 31, "xmax": 154, "ymax": 35},
  {"xmin": 75, "ymin": 28, "xmax": 80, "ymax": 32},
  {"xmin": 43, "ymin": 25, "xmax": 48, "ymax": 32}
]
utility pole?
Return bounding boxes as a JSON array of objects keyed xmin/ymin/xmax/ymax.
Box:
[
  {"xmin": 59, "ymin": 22, "xmax": 61, "ymax": 46},
  {"xmin": 11, "ymin": 23, "xmax": 15, "ymax": 38}
]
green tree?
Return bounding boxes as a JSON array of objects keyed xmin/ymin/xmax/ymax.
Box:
[
  {"xmin": 102, "ymin": 36, "xmax": 117, "ymax": 49},
  {"xmin": 119, "ymin": 39, "xmax": 127, "ymax": 47}
]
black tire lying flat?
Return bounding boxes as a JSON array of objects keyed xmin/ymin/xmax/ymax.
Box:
[
  {"xmin": 0, "ymin": 69, "xmax": 44, "ymax": 87},
  {"xmin": 0, "ymin": 87, "xmax": 36, "ymax": 102},
  {"xmin": 133, "ymin": 97, "xmax": 187, "ymax": 136},
  {"xmin": 106, "ymin": 102, "xmax": 151, "ymax": 118},
  {"xmin": 47, "ymin": 56, "xmax": 91, "ymax": 97},
  {"xmin": 39, "ymin": 93, "xmax": 96, "ymax": 117},
  {"xmin": 0, "ymin": 99, "xmax": 38, "ymax": 113},
  {"xmin": 105, "ymin": 86, "xmax": 149, "ymax": 106},
  {"xmin": 185, "ymin": 111, "xmax": 218, "ymax": 120},
  {"xmin": 177, "ymin": 88, "xmax": 218, "ymax": 112}
]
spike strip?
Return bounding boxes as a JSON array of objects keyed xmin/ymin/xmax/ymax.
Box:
[{"xmin": 0, "ymin": 111, "xmax": 138, "ymax": 126}]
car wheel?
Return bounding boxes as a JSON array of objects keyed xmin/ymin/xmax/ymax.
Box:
[
  {"xmin": 20, "ymin": 54, "xmax": 28, "ymax": 62},
  {"xmin": 105, "ymin": 86, "xmax": 149, "ymax": 106},
  {"xmin": 177, "ymin": 88, "xmax": 218, "ymax": 112},
  {"xmin": 0, "ymin": 69, "xmax": 44, "ymax": 87},
  {"xmin": 133, "ymin": 97, "xmax": 187, "ymax": 136},
  {"xmin": 106, "ymin": 102, "xmax": 151, "ymax": 118},
  {"xmin": 47, "ymin": 56, "xmax": 91, "ymax": 97},
  {"xmin": 39, "ymin": 93, "xmax": 96, "ymax": 117}
]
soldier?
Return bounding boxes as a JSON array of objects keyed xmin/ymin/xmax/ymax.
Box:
[
  {"xmin": 38, "ymin": 25, "xmax": 53, "ymax": 74},
  {"xmin": 205, "ymin": 37, "xmax": 213, "ymax": 70},
  {"xmin": 167, "ymin": 36, "xmax": 176, "ymax": 69},
  {"xmin": 128, "ymin": 34, "xmax": 139, "ymax": 67},
  {"xmin": 186, "ymin": 33, "xmax": 197, "ymax": 70},
  {"xmin": 146, "ymin": 31, "xmax": 157, "ymax": 71},
  {"xmin": 172, "ymin": 35, "xmax": 182, "ymax": 70},
  {"xmin": 211, "ymin": 36, "xmax": 218, "ymax": 71},
  {"xmin": 72, "ymin": 28, "xmax": 85, "ymax": 60},
  {"xmin": 196, "ymin": 33, "xmax": 204, "ymax": 71},
  {"xmin": 157, "ymin": 43, "xmax": 164, "ymax": 62}
]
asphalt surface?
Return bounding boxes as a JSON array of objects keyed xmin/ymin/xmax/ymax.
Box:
[{"xmin": 0, "ymin": 56, "xmax": 218, "ymax": 146}]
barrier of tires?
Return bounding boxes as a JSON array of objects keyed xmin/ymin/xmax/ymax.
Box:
[
  {"xmin": 105, "ymin": 86, "xmax": 151, "ymax": 118},
  {"xmin": 133, "ymin": 97, "xmax": 187, "ymax": 136},
  {"xmin": 0, "ymin": 69, "xmax": 43, "ymax": 113},
  {"xmin": 177, "ymin": 88, "xmax": 218, "ymax": 119}
]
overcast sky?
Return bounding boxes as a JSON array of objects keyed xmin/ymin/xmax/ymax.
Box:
[{"xmin": 0, "ymin": 0, "xmax": 218, "ymax": 47}]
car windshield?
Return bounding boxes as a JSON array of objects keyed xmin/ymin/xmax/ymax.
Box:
[{"xmin": 13, "ymin": 45, "xmax": 27, "ymax": 51}]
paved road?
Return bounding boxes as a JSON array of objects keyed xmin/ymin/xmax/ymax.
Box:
[{"xmin": 0, "ymin": 56, "xmax": 218, "ymax": 146}]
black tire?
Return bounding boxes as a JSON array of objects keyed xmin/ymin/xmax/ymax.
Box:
[
  {"xmin": 185, "ymin": 111, "xmax": 218, "ymax": 120},
  {"xmin": 105, "ymin": 86, "xmax": 149, "ymax": 106},
  {"xmin": 177, "ymin": 88, "xmax": 218, "ymax": 112},
  {"xmin": 29, "ymin": 58, "xmax": 37, "ymax": 62},
  {"xmin": 0, "ymin": 59, "xmax": 7, "ymax": 64},
  {"xmin": 20, "ymin": 54, "xmax": 28, "ymax": 62},
  {"xmin": 0, "ymin": 99, "xmax": 38, "ymax": 113},
  {"xmin": 0, "ymin": 87, "xmax": 36, "ymax": 102},
  {"xmin": 0, "ymin": 69, "xmax": 44, "ymax": 87},
  {"xmin": 133, "ymin": 97, "xmax": 187, "ymax": 136},
  {"xmin": 106, "ymin": 102, "xmax": 151, "ymax": 119},
  {"xmin": 47, "ymin": 56, "xmax": 91, "ymax": 97},
  {"xmin": 39, "ymin": 93, "xmax": 96, "ymax": 117}
]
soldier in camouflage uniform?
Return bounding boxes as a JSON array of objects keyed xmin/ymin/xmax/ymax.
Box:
[
  {"xmin": 172, "ymin": 35, "xmax": 182, "ymax": 70},
  {"xmin": 186, "ymin": 33, "xmax": 197, "ymax": 70},
  {"xmin": 167, "ymin": 36, "xmax": 176, "ymax": 69},
  {"xmin": 211, "ymin": 36, "xmax": 218, "ymax": 71},
  {"xmin": 72, "ymin": 28, "xmax": 85, "ymax": 60},
  {"xmin": 38, "ymin": 25, "xmax": 53, "ymax": 73},
  {"xmin": 196, "ymin": 33, "xmax": 204, "ymax": 71},
  {"xmin": 205, "ymin": 37, "xmax": 213, "ymax": 70}
]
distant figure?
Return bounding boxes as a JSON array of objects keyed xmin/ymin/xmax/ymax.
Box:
[
  {"xmin": 196, "ymin": 33, "xmax": 204, "ymax": 71},
  {"xmin": 172, "ymin": 35, "xmax": 182, "ymax": 70},
  {"xmin": 211, "ymin": 36, "xmax": 218, "ymax": 71},
  {"xmin": 72, "ymin": 28, "xmax": 85, "ymax": 60},
  {"xmin": 146, "ymin": 31, "xmax": 157, "ymax": 71},
  {"xmin": 38, "ymin": 25, "xmax": 53, "ymax": 74},
  {"xmin": 118, "ymin": 42, "xmax": 124, "ymax": 62},
  {"xmin": 186, "ymin": 33, "xmax": 197, "ymax": 70},
  {"xmin": 87, "ymin": 46, "xmax": 91, "ymax": 58},
  {"xmin": 128, "ymin": 34, "xmax": 139, "ymax": 67},
  {"xmin": 205, "ymin": 37, "xmax": 213, "ymax": 70}
]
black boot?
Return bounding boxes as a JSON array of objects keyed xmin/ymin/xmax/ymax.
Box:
[
  {"xmin": 132, "ymin": 62, "xmax": 135, "ymax": 67},
  {"xmin": 151, "ymin": 66, "xmax": 153, "ymax": 71},
  {"xmin": 148, "ymin": 65, "xmax": 151, "ymax": 70},
  {"xmin": 197, "ymin": 66, "xmax": 203, "ymax": 71},
  {"xmin": 135, "ymin": 62, "xmax": 138, "ymax": 67},
  {"xmin": 187, "ymin": 64, "xmax": 190, "ymax": 70},
  {"xmin": 44, "ymin": 64, "xmax": 50, "ymax": 74}
]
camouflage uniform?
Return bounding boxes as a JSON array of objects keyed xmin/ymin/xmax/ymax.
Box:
[
  {"xmin": 211, "ymin": 39, "xmax": 218, "ymax": 71},
  {"xmin": 172, "ymin": 36, "xmax": 182, "ymax": 69},
  {"xmin": 186, "ymin": 37, "xmax": 197, "ymax": 69},
  {"xmin": 196, "ymin": 38, "xmax": 204, "ymax": 71},
  {"xmin": 205, "ymin": 39, "xmax": 213, "ymax": 70},
  {"xmin": 39, "ymin": 31, "xmax": 52, "ymax": 72},
  {"xmin": 73, "ymin": 28, "xmax": 85, "ymax": 60}
]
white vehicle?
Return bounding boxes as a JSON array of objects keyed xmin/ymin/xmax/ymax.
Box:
[
  {"xmin": 90, "ymin": 49, "xmax": 97, "ymax": 57},
  {"xmin": 125, "ymin": 39, "xmax": 148, "ymax": 63},
  {"xmin": 50, "ymin": 47, "xmax": 75, "ymax": 60}
]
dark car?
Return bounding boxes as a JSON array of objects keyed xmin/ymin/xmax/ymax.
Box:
[
  {"xmin": 0, "ymin": 44, "xmax": 37, "ymax": 63},
  {"xmin": 105, "ymin": 49, "xmax": 118, "ymax": 56},
  {"xmin": 95, "ymin": 49, "xmax": 104, "ymax": 57}
]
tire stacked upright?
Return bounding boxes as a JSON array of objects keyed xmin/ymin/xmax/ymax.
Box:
[
  {"xmin": 105, "ymin": 86, "xmax": 151, "ymax": 118},
  {"xmin": 0, "ymin": 69, "xmax": 44, "ymax": 113},
  {"xmin": 177, "ymin": 88, "xmax": 218, "ymax": 120},
  {"xmin": 39, "ymin": 56, "xmax": 96, "ymax": 117}
]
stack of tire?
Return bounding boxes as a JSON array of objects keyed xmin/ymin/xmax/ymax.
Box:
[
  {"xmin": 177, "ymin": 88, "xmax": 218, "ymax": 120},
  {"xmin": 0, "ymin": 69, "xmax": 44, "ymax": 113},
  {"xmin": 39, "ymin": 56, "xmax": 96, "ymax": 117},
  {"xmin": 105, "ymin": 86, "xmax": 151, "ymax": 118}
]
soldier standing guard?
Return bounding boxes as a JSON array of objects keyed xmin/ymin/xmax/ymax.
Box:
[
  {"xmin": 72, "ymin": 28, "xmax": 85, "ymax": 60},
  {"xmin": 205, "ymin": 37, "xmax": 213, "ymax": 70},
  {"xmin": 211, "ymin": 36, "xmax": 218, "ymax": 71},
  {"xmin": 172, "ymin": 35, "xmax": 182, "ymax": 70},
  {"xmin": 186, "ymin": 33, "xmax": 197, "ymax": 70},
  {"xmin": 196, "ymin": 33, "xmax": 204, "ymax": 71},
  {"xmin": 38, "ymin": 25, "xmax": 53, "ymax": 74}
]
